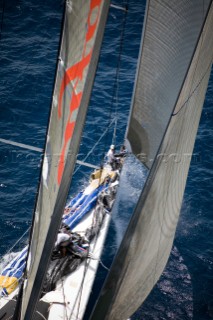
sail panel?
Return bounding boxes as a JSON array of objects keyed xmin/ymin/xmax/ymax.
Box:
[
  {"xmin": 126, "ymin": 0, "xmax": 211, "ymax": 168},
  {"xmin": 20, "ymin": 1, "xmax": 110, "ymax": 319},
  {"xmin": 90, "ymin": 2, "xmax": 213, "ymax": 319}
]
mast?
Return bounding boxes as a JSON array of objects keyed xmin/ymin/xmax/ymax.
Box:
[
  {"xmin": 16, "ymin": 1, "xmax": 110, "ymax": 319},
  {"xmin": 90, "ymin": 0, "xmax": 213, "ymax": 319}
]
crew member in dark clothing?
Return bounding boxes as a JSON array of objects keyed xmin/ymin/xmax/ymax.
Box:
[
  {"xmin": 54, "ymin": 229, "xmax": 89, "ymax": 259},
  {"xmin": 114, "ymin": 145, "xmax": 127, "ymax": 158}
]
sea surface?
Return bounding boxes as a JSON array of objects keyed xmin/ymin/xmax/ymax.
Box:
[{"xmin": 0, "ymin": 1, "xmax": 212, "ymax": 320}]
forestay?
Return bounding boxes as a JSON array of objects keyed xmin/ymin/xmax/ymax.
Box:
[
  {"xmin": 90, "ymin": 1, "xmax": 213, "ymax": 319},
  {"xmin": 19, "ymin": 1, "xmax": 110, "ymax": 319},
  {"xmin": 126, "ymin": 0, "xmax": 211, "ymax": 168}
]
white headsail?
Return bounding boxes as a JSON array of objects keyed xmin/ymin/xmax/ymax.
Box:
[
  {"xmin": 126, "ymin": 0, "xmax": 212, "ymax": 168},
  {"xmin": 90, "ymin": 0, "xmax": 213, "ymax": 319}
]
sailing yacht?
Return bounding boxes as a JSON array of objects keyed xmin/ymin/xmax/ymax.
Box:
[{"xmin": 0, "ymin": 0, "xmax": 212, "ymax": 319}]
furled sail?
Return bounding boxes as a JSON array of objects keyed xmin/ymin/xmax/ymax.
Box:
[
  {"xmin": 90, "ymin": 1, "xmax": 213, "ymax": 320},
  {"xmin": 18, "ymin": 1, "xmax": 110, "ymax": 319},
  {"xmin": 126, "ymin": 0, "xmax": 211, "ymax": 168}
]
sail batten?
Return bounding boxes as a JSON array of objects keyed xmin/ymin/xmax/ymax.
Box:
[
  {"xmin": 90, "ymin": 1, "xmax": 213, "ymax": 319},
  {"xmin": 18, "ymin": 1, "xmax": 110, "ymax": 319}
]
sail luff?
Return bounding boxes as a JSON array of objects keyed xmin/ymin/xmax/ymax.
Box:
[
  {"xmin": 90, "ymin": 1, "xmax": 213, "ymax": 319},
  {"xmin": 19, "ymin": 1, "xmax": 110, "ymax": 319}
]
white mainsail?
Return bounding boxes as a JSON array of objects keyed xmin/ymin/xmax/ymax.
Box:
[
  {"xmin": 18, "ymin": 1, "xmax": 110, "ymax": 319},
  {"xmin": 90, "ymin": 0, "xmax": 213, "ymax": 319}
]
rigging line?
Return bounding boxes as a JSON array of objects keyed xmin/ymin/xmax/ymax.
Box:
[
  {"xmin": 71, "ymin": 183, "xmax": 106, "ymax": 320},
  {"xmin": 67, "ymin": 194, "xmax": 102, "ymax": 319},
  {"xmin": 89, "ymin": 254, "xmax": 109, "ymax": 271},
  {"xmin": 109, "ymin": 2, "xmax": 128, "ymax": 147},
  {"xmin": 0, "ymin": 138, "xmax": 98, "ymax": 169},
  {"xmin": 75, "ymin": 177, "xmax": 122, "ymax": 317},
  {"xmin": 73, "ymin": 118, "xmax": 116, "ymax": 175},
  {"xmin": 0, "ymin": 158, "xmax": 40, "ymax": 264},
  {"xmin": 69, "ymin": 247, "xmax": 92, "ymax": 318},
  {"xmin": 74, "ymin": 248, "xmax": 92, "ymax": 318},
  {"xmin": 11, "ymin": 161, "xmax": 46, "ymax": 320},
  {"xmin": 0, "ymin": 159, "xmax": 40, "ymax": 296},
  {"xmin": 172, "ymin": 1, "xmax": 212, "ymax": 117},
  {"xmin": 110, "ymin": 4, "xmax": 127, "ymax": 12},
  {"xmin": 34, "ymin": 311, "xmax": 47, "ymax": 320},
  {"xmin": 77, "ymin": 189, "xmax": 109, "ymax": 314},
  {"xmin": 112, "ymin": 116, "xmax": 118, "ymax": 146},
  {"xmin": 0, "ymin": 0, "xmax": 5, "ymax": 42},
  {"xmin": 61, "ymin": 279, "xmax": 69, "ymax": 320},
  {"xmin": 74, "ymin": 0, "xmax": 129, "ymax": 171},
  {"xmin": 172, "ymin": 55, "xmax": 213, "ymax": 117},
  {"xmin": 153, "ymin": 4, "xmax": 210, "ymax": 284},
  {"xmin": 1, "ymin": 228, "xmax": 30, "ymax": 258},
  {"xmin": 74, "ymin": 202, "xmax": 100, "ymax": 320},
  {"xmin": 99, "ymin": 259, "xmax": 109, "ymax": 271},
  {"xmin": 99, "ymin": 1, "xmax": 128, "ymax": 167},
  {"xmin": 10, "ymin": 3, "xmax": 64, "ymax": 320},
  {"xmin": 0, "ymin": 138, "xmax": 43, "ymax": 152}
]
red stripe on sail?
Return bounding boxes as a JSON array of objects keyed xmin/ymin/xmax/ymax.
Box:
[
  {"xmin": 58, "ymin": 52, "xmax": 92, "ymax": 119},
  {"xmin": 86, "ymin": 0, "xmax": 102, "ymax": 42},
  {"xmin": 57, "ymin": 0, "xmax": 103, "ymax": 185},
  {"xmin": 57, "ymin": 91, "xmax": 82, "ymax": 185}
]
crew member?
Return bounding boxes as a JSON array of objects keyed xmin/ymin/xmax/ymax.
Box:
[
  {"xmin": 106, "ymin": 144, "xmax": 119, "ymax": 170},
  {"xmin": 114, "ymin": 145, "xmax": 127, "ymax": 158}
]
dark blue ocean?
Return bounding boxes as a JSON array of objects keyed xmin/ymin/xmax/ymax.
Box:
[{"xmin": 0, "ymin": 1, "xmax": 212, "ymax": 319}]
